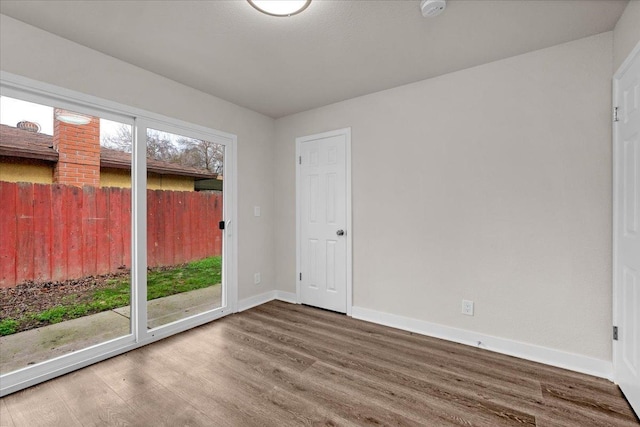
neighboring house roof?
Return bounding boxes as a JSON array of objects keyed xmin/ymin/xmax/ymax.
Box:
[
  {"xmin": 0, "ymin": 124, "xmax": 58, "ymax": 162},
  {"xmin": 0, "ymin": 124, "xmax": 218, "ymax": 179}
]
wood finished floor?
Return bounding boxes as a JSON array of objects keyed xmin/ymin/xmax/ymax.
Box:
[{"xmin": 1, "ymin": 300, "xmax": 638, "ymax": 427}]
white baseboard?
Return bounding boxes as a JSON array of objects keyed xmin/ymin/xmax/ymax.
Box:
[
  {"xmin": 237, "ymin": 290, "xmax": 298, "ymax": 312},
  {"xmin": 237, "ymin": 291, "xmax": 277, "ymax": 312},
  {"xmin": 274, "ymin": 291, "xmax": 298, "ymax": 304},
  {"xmin": 236, "ymin": 296, "xmax": 612, "ymax": 380},
  {"xmin": 351, "ymin": 306, "xmax": 613, "ymax": 381}
]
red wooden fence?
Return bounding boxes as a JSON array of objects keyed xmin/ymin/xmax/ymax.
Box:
[{"xmin": 0, "ymin": 182, "xmax": 222, "ymax": 288}]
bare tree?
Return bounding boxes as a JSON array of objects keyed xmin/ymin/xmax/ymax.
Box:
[
  {"xmin": 101, "ymin": 124, "xmax": 223, "ymax": 174},
  {"xmin": 176, "ymin": 137, "xmax": 224, "ymax": 174},
  {"xmin": 146, "ymin": 130, "xmax": 179, "ymax": 163},
  {"xmin": 101, "ymin": 124, "xmax": 133, "ymax": 152}
]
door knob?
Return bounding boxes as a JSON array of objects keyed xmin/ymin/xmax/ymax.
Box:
[{"xmin": 336, "ymin": 229, "xmax": 345, "ymax": 236}]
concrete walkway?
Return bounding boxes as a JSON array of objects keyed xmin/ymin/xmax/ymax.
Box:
[{"xmin": 0, "ymin": 285, "xmax": 221, "ymax": 374}]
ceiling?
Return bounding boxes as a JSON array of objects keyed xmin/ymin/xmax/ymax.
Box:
[{"xmin": 0, "ymin": 0, "xmax": 628, "ymax": 118}]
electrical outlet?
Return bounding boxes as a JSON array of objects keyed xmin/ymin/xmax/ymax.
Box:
[
  {"xmin": 254, "ymin": 206, "xmax": 261, "ymax": 217},
  {"xmin": 254, "ymin": 273, "xmax": 261, "ymax": 285},
  {"xmin": 462, "ymin": 300, "xmax": 474, "ymax": 316}
]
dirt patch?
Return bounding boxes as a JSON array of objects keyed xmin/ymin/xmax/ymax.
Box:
[
  {"xmin": 0, "ymin": 263, "xmax": 204, "ymax": 335},
  {"xmin": 0, "ymin": 263, "xmax": 194, "ymax": 324},
  {"xmin": 0, "ymin": 269, "xmax": 131, "ymax": 321}
]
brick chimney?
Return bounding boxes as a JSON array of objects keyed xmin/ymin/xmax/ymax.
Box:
[{"xmin": 52, "ymin": 109, "xmax": 100, "ymax": 187}]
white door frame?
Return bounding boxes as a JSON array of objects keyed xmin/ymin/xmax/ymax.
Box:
[
  {"xmin": 296, "ymin": 128, "xmax": 353, "ymax": 315},
  {"xmin": 612, "ymin": 40, "xmax": 640, "ymax": 415}
]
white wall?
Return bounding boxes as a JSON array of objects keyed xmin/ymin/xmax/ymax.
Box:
[
  {"xmin": 613, "ymin": 0, "xmax": 640, "ymax": 72},
  {"xmin": 0, "ymin": 15, "xmax": 276, "ymax": 302},
  {"xmin": 275, "ymin": 33, "xmax": 614, "ymax": 362}
]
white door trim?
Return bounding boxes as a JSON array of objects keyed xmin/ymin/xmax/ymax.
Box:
[
  {"xmin": 612, "ymin": 40, "xmax": 640, "ymax": 416},
  {"xmin": 296, "ymin": 128, "xmax": 352, "ymax": 316}
]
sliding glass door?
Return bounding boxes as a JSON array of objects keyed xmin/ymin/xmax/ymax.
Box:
[
  {"xmin": 0, "ymin": 96, "xmax": 134, "ymax": 375},
  {"xmin": 142, "ymin": 124, "xmax": 226, "ymax": 331},
  {"xmin": 0, "ymin": 74, "xmax": 236, "ymax": 396}
]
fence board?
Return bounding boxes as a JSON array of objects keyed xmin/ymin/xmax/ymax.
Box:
[
  {"xmin": 15, "ymin": 183, "xmax": 34, "ymax": 284},
  {"xmin": 147, "ymin": 190, "xmax": 157, "ymax": 267},
  {"xmin": 154, "ymin": 190, "xmax": 168, "ymax": 266},
  {"xmin": 181, "ymin": 191, "xmax": 190, "ymax": 263},
  {"xmin": 192, "ymin": 193, "xmax": 203, "ymax": 260},
  {"xmin": 191, "ymin": 193, "xmax": 200, "ymax": 258},
  {"xmin": 0, "ymin": 182, "xmax": 222, "ymax": 288},
  {"xmin": 184, "ymin": 192, "xmax": 195, "ymax": 263},
  {"xmin": 66, "ymin": 186, "xmax": 84, "ymax": 279},
  {"xmin": 205, "ymin": 193, "xmax": 215, "ymax": 256},
  {"xmin": 174, "ymin": 191, "xmax": 185, "ymax": 265},
  {"xmin": 164, "ymin": 190, "xmax": 175, "ymax": 266},
  {"xmin": 95, "ymin": 187, "xmax": 110, "ymax": 275},
  {"xmin": 121, "ymin": 188, "xmax": 132, "ymax": 268},
  {"xmin": 153, "ymin": 191, "xmax": 161, "ymax": 265},
  {"xmin": 202, "ymin": 193, "xmax": 211, "ymax": 259},
  {"xmin": 33, "ymin": 184, "xmax": 52, "ymax": 282},
  {"xmin": 82, "ymin": 186, "xmax": 98, "ymax": 277},
  {"xmin": 51, "ymin": 184, "xmax": 68, "ymax": 282},
  {"xmin": 108, "ymin": 188, "xmax": 123, "ymax": 271},
  {"xmin": 0, "ymin": 181, "xmax": 17, "ymax": 287},
  {"xmin": 212, "ymin": 193, "xmax": 222, "ymax": 257},
  {"xmin": 154, "ymin": 190, "xmax": 165, "ymax": 266}
]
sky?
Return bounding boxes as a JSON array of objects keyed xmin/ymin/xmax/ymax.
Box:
[{"xmin": 0, "ymin": 95, "xmax": 124, "ymax": 140}]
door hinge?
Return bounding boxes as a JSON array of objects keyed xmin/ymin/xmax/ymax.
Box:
[
  {"xmin": 613, "ymin": 107, "xmax": 619, "ymax": 123},
  {"xmin": 218, "ymin": 221, "xmax": 225, "ymax": 230},
  {"xmin": 613, "ymin": 326, "xmax": 618, "ymax": 341},
  {"xmin": 298, "ymin": 156, "xmax": 302, "ymax": 165},
  {"xmin": 299, "ymin": 272, "xmax": 302, "ymax": 281}
]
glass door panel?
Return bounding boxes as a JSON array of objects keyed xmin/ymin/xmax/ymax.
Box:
[
  {"xmin": 144, "ymin": 127, "xmax": 224, "ymax": 329},
  {"xmin": 0, "ymin": 96, "xmax": 133, "ymax": 374}
]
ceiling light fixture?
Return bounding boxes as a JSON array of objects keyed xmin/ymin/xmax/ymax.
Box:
[{"xmin": 248, "ymin": 0, "xmax": 311, "ymax": 17}]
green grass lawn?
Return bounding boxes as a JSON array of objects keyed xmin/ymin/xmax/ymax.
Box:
[{"xmin": 0, "ymin": 256, "xmax": 221, "ymax": 336}]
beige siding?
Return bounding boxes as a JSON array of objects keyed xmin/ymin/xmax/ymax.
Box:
[
  {"xmin": 99, "ymin": 168, "xmax": 131, "ymax": 188},
  {"xmin": 148, "ymin": 173, "xmax": 194, "ymax": 191},
  {"xmin": 0, "ymin": 160, "xmax": 53, "ymax": 184},
  {"xmin": 101, "ymin": 168, "xmax": 194, "ymax": 191}
]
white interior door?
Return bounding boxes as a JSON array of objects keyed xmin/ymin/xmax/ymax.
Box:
[
  {"xmin": 613, "ymin": 43, "xmax": 640, "ymax": 417},
  {"xmin": 297, "ymin": 129, "xmax": 351, "ymax": 313}
]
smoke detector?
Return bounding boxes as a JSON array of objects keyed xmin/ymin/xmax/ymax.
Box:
[{"xmin": 421, "ymin": 0, "xmax": 446, "ymax": 17}]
